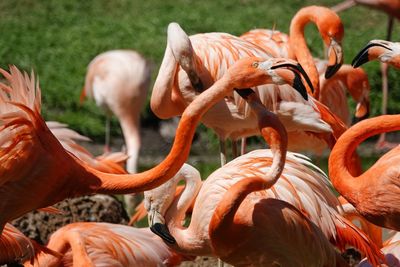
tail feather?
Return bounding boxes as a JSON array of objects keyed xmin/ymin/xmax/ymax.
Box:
[{"xmin": 332, "ymin": 217, "xmax": 385, "ymax": 267}]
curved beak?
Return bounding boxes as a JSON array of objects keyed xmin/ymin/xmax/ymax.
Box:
[
  {"xmin": 352, "ymin": 40, "xmax": 392, "ymax": 68},
  {"xmin": 325, "ymin": 38, "xmax": 343, "ymax": 79},
  {"xmin": 148, "ymin": 205, "xmax": 176, "ymax": 244},
  {"xmin": 270, "ymin": 60, "xmax": 313, "ymax": 101}
]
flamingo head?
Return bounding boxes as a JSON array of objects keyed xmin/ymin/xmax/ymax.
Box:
[
  {"xmin": 317, "ymin": 8, "xmax": 344, "ymax": 79},
  {"xmin": 228, "ymin": 57, "xmax": 313, "ymax": 100},
  {"xmin": 352, "ymin": 40, "xmax": 400, "ymax": 69},
  {"xmin": 144, "ymin": 174, "xmax": 179, "ymax": 244}
]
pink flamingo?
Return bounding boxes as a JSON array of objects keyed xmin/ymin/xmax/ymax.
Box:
[
  {"xmin": 152, "ymin": 23, "xmax": 350, "ymax": 162},
  {"xmin": 145, "ymin": 87, "xmax": 383, "ymax": 266},
  {"xmin": 0, "ymin": 57, "xmax": 307, "ymax": 263},
  {"xmin": 329, "ymin": 114, "xmax": 400, "ymax": 230},
  {"xmin": 25, "ymin": 222, "xmax": 193, "ymax": 267}
]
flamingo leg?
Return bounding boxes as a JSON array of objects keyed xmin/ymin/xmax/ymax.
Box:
[
  {"xmin": 240, "ymin": 137, "xmax": 247, "ymax": 155},
  {"xmin": 219, "ymin": 139, "xmax": 227, "ymax": 166},
  {"xmin": 104, "ymin": 115, "xmax": 111, "ymax": 153},
  {"xmin": 376, "ymin": 16, "xmax": 397, "ymax": 150}
]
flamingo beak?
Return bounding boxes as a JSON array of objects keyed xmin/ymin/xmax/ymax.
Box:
[
  {"xmin": 148, "ymin": 205, "xmax": 176, "ymax": 244},
  {"xmin": 352, "ymin": 41, "xmax": 392, "ymax": 68},
  {"xmin": 355, "ymin": 98, "xmax": 370, "ymax": 121},
  {"xmin": 270, "ymin": 61, "xmax": 313, "ymax": 101},
  {"xmin": 325, "ymin": 38, "xmax": 343, "ymax": 79},
  {"xmin": 150, "ymin": 223, "xmax": 176, "ymax": 244}
]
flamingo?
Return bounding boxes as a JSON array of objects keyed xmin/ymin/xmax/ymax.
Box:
[
  {"xmin": 241, "ymin": 5, "xmax": 344, "ymax": 98},
  {"xmin": 240, "ymin": 6, "xmax": 370, "ymax": 128},
  {"xmin": 145, "ymin": 91, "xmax": 383, "ymax": 266},
  {"xmin": 25, "ymin": 222, "xmax": 193, "ymax": 267},
  {"xmin": 317, "ymin": 63, "xmax": 370, "ymax": 126},
  {"xmin": 151, "ymin": 22, "xmax": 348, "ymax": 165},
  {"xmin": 329, "ymin": 114, "xmax": 400, "ymax": 230},
  {"xmin": 332, "ymin": 0, "xmax": 400, "ymax": 149},
  {"xmin": 0, "ymin": 57, "xmax": 308, "ymax": 261},
  {"xmin": 352, "ymin": 39, "xmax": 400, "ymax": 69},
  {"xmin": 81, "ymin": 50, "xmax": 151, "ymax": 214}
]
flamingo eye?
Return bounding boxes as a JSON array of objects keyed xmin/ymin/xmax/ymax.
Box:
[{"xmin": 252, "ymin": 62, "xmax": 259, "ymax": 68}]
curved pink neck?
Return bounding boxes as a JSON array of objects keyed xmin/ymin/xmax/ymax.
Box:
[{"xmin": 329, "ymin": 114, "xmax": 400, "ymax": 205}]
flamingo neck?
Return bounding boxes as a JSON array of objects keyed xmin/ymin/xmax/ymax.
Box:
[
  {"xmin": 329, "ymin": 114, "xmax": 400, "ymax": 206},
  {"xmin": 209, "ymin": 108, "xmax": 287, "ymax": 257},
  {"xmin": 164, "ymin": 168, "xmax": 205, "ymax": 255},
  {"xmin": 83, "ymin": 75, "xmax": 236, "ymax": 195},
  {"xmin": 289, "ymin": 7, "xmax": 323, "ymax": 98}
]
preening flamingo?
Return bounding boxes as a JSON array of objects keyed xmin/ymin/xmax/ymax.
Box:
[
  {"xmin": 329, "ymin": 114, "xmax": 400, "ymax": 230},
  {"xmin": 318, "ymin": 63, "xmax": 370, "ymax": 126},
  {"xmin": 145, "ymin": 94, "xmax": 383, "ymax": 266},
  {"xmin": 0, "ymin": 57, "xmax": 307, "ymax": 257},
  {"xmin": 241, "ymin": 5, "xmax": 344, "ymax": 98},
  {"xmin": 333, "ymin": 0, "xmax": 400, "ymax": 149},
  {"xmin": 151, "ymin": 22, "xmax": 342, "ymax": 164},
  {"xmin": 26, "ymin": 222, "xmax": 192, "ymax": 267}
]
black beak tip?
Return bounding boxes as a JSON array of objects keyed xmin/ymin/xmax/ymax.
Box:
[
  {"xmin": 356, "ymin": 111, "xmax": 370, "ymax": 122},
  {"xmin": 325, "ymin": 64, "xmax": 341, "ymax": 79},
  {"xmin": 293, "ymin": 73, "xmax": 309, "ymax": 101},
  {"xmin": 234, "ymin": 88, "xmax": 255, "ymax": 99},
  {"xmin": 150, "ymin": 223, "xmax": 176, "ymax": 244},
  {"xmin": 351, "ymin": 51, "xmax": 370, "ymax": 68}
]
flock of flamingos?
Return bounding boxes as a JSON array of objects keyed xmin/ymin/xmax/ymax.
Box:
[{"xmin": 2, "ymin": 0, "xmax": 400, "ymax": 266}]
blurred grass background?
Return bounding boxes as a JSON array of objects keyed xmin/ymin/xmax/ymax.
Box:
[{"xmin": 0, "ymin": 0, "xmax": 399, "ymax": 176}]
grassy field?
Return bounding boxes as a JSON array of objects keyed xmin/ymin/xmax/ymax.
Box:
[{"xmin": 0, "ymin": 0, "xmax": 400, "ymax": 142}]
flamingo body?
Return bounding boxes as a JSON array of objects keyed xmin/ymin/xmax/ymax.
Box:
[{"xmin": 27, "ymin": 222, "xmax": 188, "ymax": 267}]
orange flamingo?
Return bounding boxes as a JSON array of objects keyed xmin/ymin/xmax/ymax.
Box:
[
  {"xmin": 81, "ymin": 49, "xmax": 151, "ymax": 173},
  {"xmin": 151, "ymin": 22, "xmax": 346, "ymax": 164},
  {"xmin": 333, "ymin": 0, "xmax": 400, "ymax": 149},
  {"xmin": 241, "ymin": 5, "xmax": 344, "ymax": 98},
  {"xmin": 0, "ymin": 57, "xmax": 307, "ymax": 258},
  {"xmin": 329, "ymin": 114, "xmax": 400, "ymax": 230},
  {"xmin": 25, "ymin": 222, "xmax": 193, "ymax": 267},
  {"xmin": 145, "ymin": 94, "xmax": 383, "ymax": 265},
  {"xmin": 318, "ymin": 63, "xmax": 370, "ymax": 126}
]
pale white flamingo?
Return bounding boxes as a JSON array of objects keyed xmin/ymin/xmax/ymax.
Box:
[{"xmin": 81, "ymin": 50, "xmax": 151, "ymax": 214}]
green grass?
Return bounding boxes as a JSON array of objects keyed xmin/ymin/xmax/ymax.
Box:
[{"xmin": 0, "ymin": 0, "xmax": 400, "ymax": 142}]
